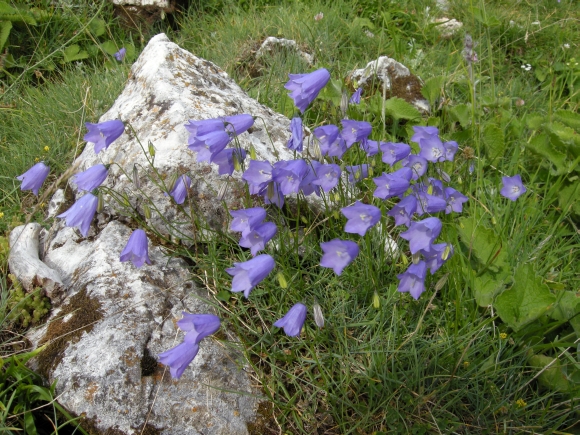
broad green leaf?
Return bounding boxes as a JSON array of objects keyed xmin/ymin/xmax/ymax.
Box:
[
  {"xmin": 534, "ymin": 68, "xmax": 548, "ymax": 82},
  {"xmin": 352, "ymin": 17, "xmax": 375, "ymax": 30},
  {"xmin": 449, "ymin": 103, "xmax": 471, "ymax": 128},
  {"xmin": 319, "ymin": 78, "xmax": 343, "ymax": 106},
  {"xmin": 63, "ymin": 44, "xmax": 89, "ymax": 62},
  {"xmin": 88, "ymin": 17, "xmax": 106, "ymax": 37},
  {"xmin": 526, "ymin": 132, "xmax": 568, "ymax": 175},
  {"xmin": 547, "ymin": 121, "xmax": 580, "ymax": 150},
  {"xmin": 525, "ymin": 113, "xmax": 545, "ymax": 130},
  {"xmin": 420, "ymin": 76, "xmax": 445, "ymax": 105},
  {"xmin": 483, "ymin": 124, "xmax": 505, "ymax": 165},
  {"xmin": 101, "ymin": 40, "xmax": 119, "ymax": 56},
  {"xmin": 495, "ymin": 263, "xmax": 556, "ymax": 331},
  {"xmin": 383, "ymin": 97, "xmax": 421, "ymax": 120},
  {"xmin": 0, "ymin": 20, "xmax": 11, "ymax": 52},
  {"xmin": 472, "ymin": 271, "xmax": 509, "ymax": 307},
  {"xmin": 554, "ymin": 110, "xmax": 580, "ymax": 130},
  {"xmin": 0, "ymin": 1, "xmax": 36, "ymax": 24},
  {"xmin": 558, "ymin": 183, "xmax": 580, "ymax": 216},
  {"xmin": 528, "ymin": 354, "xmax": 571, "ymax": 392},
  {"xmin": 457, "ymin": 216, "xmax": 508, "ymax": 272},
  {"xmin": 551, "ymin": 291, "xmax": 580, "ymax": 337},
  {"xmin": 472, "ymin": 7, "xmax": 500, "ymax": 27}
]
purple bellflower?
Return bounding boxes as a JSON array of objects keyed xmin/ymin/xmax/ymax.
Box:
[
  {"xmin": 341, "ymin": 201, "xmax": 382, "ymax": 236},
  {"xmin": 299, "ymin": 160, "xmax": 322, "ymax": 196},
  {"xmin": 388, "ymin": 195, "xmax": 417, "ymax": 227},
  {"xmin": 272, "ymin": 160, "xmax": 309, "ymax": 195},
  {"xmin": 341, "ymin": 119, "xmax": 372, "ymax": 148},
  {"xmin": 415, "ymin": 191, "xmax": 447, "ymax": 216},
  {"xmin": 230, "ymin": 207, "xmax": 267, "ymax": 236},
  {"xmin": 17, "ymin": 162, "xmax": 49, "ymax": 196},
  {"xmin": 73, "ymin": 164, "xmax": 109, "ymax": 192},
  {"xmin": 360, "ymin": 139, "xmax": 379, "ymax": 157},
  {"xmin": 158, "ymin": 312, "xmax": 221, "ymax": 379},
  {"xmin": 349, "ymin": 87, "xmax": 362, "ymax": 104},
  {"xmin": 397, "ymin": 261, "xmax": 427, "ymax": 300},
  {"xmin": 284, "ymin": 68, "xmax": 331, "ymax": 113},
  {"xmin": 168, "ymin": 175, "xmax": 191, "ymax": 205},
  {"xmin": 444, "ymin": 141, "xmax": 458, "ymax": 161},
  {"xmin": 287, "ymin": 117, "xmax": 303, "ymax": 152},
  {"xmin": 400, "ymin": 217, "xmax": 443, "ymax": 254},
  {"xmin": 243, "ymin": 160, "xmax": 272, "ymax": 194},
  {"xmin": 403, "ymin": 155, "xmax": 428, "ymax": 180},
  {"xmin": 320, "ymin": 239, "xmax": 359, "ymax": 275},
  {"xmin": 418, "ymin": 135, "xmax": 446, "ymax": 163},
  {"xmin": 345, "ymin": 164, "xmax": 369, "ymax": 184},
  {"xmin": 211, "ymin": 148, "xmax": 246, "ymax": 175},
  {"xmin": 263, "ymin": 182, "xmax": 285, "ymax": 208},
  {"xmin": 380, "ymin": 142, "xmax": 411, "ymax": 166},
  {"xmin": 119, "ymin": 229, "xmax": 152, "ymax": 268},
  {"xmin": 421, "ymin": 243, "xmax": 453, "ymax": 274},
  {"xmin": 373, "ymin": 167, "xmax": 413, "ymax": 200},
  {"xmin": 444, "ymin": 187, "xmax": 468, "ymax": 213},
  {"xmin": 84, "ymin": 120, "xmax": 125, "ymax": 154},
  {"xmin": 274, "ymin": 303, "xmax": 307, "ymax": 337},
  {"xmin": 313, "ymin": 125, "xmax": 347, "ymax": 158},
  {"xmin": 312, "ymin": 163, "xmax": 341, "ymax": 192},
  {"xmin": 239, "ymin": 222, "xmax": 277, "ymax": 256},
  {"xmin": 114, "ymin": 47, "xmax": 126, "ymax": 61},
  {"xmin": 57, "ymin": 193, "xmax": 98, "ymax": 237},
  {"xmin": 226, "ymin": 254, "xmax": 275, "ymax": 298},
  {"xmin": 411, "ymin": 126, "xmax": 440, "ymax": 144},
  {"xmin": 500, "ymin": 175, "xmax": 527, "ymax": 201}
]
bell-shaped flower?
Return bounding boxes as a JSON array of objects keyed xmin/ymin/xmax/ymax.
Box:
[
  {"xmin": 500, "ymin": 174, "xmax": 526, "ymax": 201},
  {"xmin": 312, "ymin": 163, "xmax": 341, "ymax": 192},
  {"xmin": 284, "ymin": 68, "xmax": 330, "ymax": 113},
  {"xmin": 299, "ymin": 160, "xmax": 322, "ymax": 196},
  {"xmin": 387, "ymin": 195, "xmax": 417, "ymax": 227},
  {"xmin": 16, "ymin": 162, "xmax": 49, "ymax": 196},
  {"xmin": 411, "ymin": 126, "xmax": 439, "ymax": 145},
  {"xmin": 73, "ymin": 164, "xmax": 108, "ymax": 192},
  {"xmin": 226, "ymin": 254, "xmax": 275, "ymax": 298},
  {"xmin": 211, "ymin": 148, "xmax": 246, "ymax": 175},
  {"xmin": 380, "ymin": 142, "xmax": 411, "ymax": 166},
  {"xmin": 397, "ymin": 261, "xmax": 427, "ymax": 300},
  {"xmin": 403, "ymin": 155, "xmax": 428, "ymax": 180},
  {"xmin": 274, "ymin": 303, "xmax": 307, "ymax": 337},
  {"xmin": 420, "ymin": 243, "xmax": 453, "ymax": 274},
  {"xmin": 84, "ymin": 119, "xmax": 125, "ymax": 154},
  {"xmin": 444, "ymin": 141, "xmax": 458, "ymax": 161},
  {"xmin": 360, "ymin": 139, "xmax": 379, "ymax": 157},
  {"xmin": 287, "ymin": 117, "xmax": 303, "ymax": 152},
  {"xmin": 158, "ymin": 312, "xmax": 220, "ymax": 379},
  {"xmin": 119, "ymin": 229, "xmax": 152, "ymax": 268},
  {"xmin": 418, "ymin": 135, "xmax": 446, "ymax": 162},
  {"xmin": 345, "ymin": 164, "xmax": 369, "ymax": 184},
  {"xmin": 239, "ymin": 222, "xmax": 277, "ymax": 256},
  {"xmin": 243, "ymin": 160, "xmax": 272, "ymax": 195},
  {"xmin": 114, "ymin": 47, "xmax": 126, "ymax": 61},
  {"xmin": 400, "ymin": 217, "xmax": 443, "ymax": 254},
  {"xmin": 168, "ymin": 175, "xmax": 191, "ymax": 205},
  {"xmin": 444, "ymin": 187, "xmax": 468, "ymax": 213},
  {"xmin": 320, "ymin": 239, "xmax": 359, "ymax": 275},
  {"xmin": 230, "ymin": 207, "xmax": 267, "ymax": 236},
  {"xmin": 349, "ymin": 87, "xmax": 362, "ymax": 104},
  {"xmin": 415, "ymin": 190, "xmax": 447, "ymax": 216},
  {"xmin": 57, "ymin": 193, "xmax": 98, "ymax": 237},
  {"xmin": 313, "ymin": 125, "xmax": 347, "ymax": 158},
  {"xmin": 373, "ymin": 167, "xmax": 412, "ymax": 200},
  {"xmin": 341, "ymin": 201, "xmax": 381, "ymax": 236},
  {"xmin": 272, "ymin": 160, "xmax": 308, "ymax": 195},
  {"xmin": 341, "ymin": 119, "xmax": 372, "ymax": 148},
  {"xmin": 263, "ymin": 182, "xmax": 285, "ymax": 208}
]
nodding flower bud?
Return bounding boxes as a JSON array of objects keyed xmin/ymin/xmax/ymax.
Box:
[
  {"xmin": 266, "ymin": 182, "xmax": 275, "ymax": 201},
  {"xmin": 313, "ymin": 303, "xmax": 325, "ymax": 328},
  {"xmin": 132, "ymin": 164, "xmax": 140, "ymax": 189},
  {"xmin": 233, "ymin": 151, "xmax": 242, "ymax": 172},
  {"xmin": 250, "ymin": 144, "xmax": 257, "ymax": 160},
  {"xmin": 97, "ymin": 190, "xmax": 105, "ymax": 213},
  {"xmin": 143, "ymin": 203, "xmax": 151, "ymax": 220},
  {"xmin": 412, "ymin": 253, "xmax": 422, "ymax": 264},
  {"xmin": 311, "ymin": 140, "xmax": 323, "ymax": 161},
  {"xmin": 167, "ymin": 173, "xmax": 179, "ymax": 194},
  {"xmin": 435, "ymin": 273, "xmax": 449, "ymax": 292},
  {"xmin": 122, "ymin": 192, "xmax": 131, "ymax": 207},
  {"xmin": 148, "ymin": 141, "xmax": 156, "ymax": 157},
  {"xmin": 340, "ymin": 88, "xmax": 348, "ymax": 119},
  {"xmin": 372, "ymin": 291, "xmax": 380, "ymax": 309},
  {"xmin": 277, "ymin": 272, "xmax": 288, "ymax": 289}
]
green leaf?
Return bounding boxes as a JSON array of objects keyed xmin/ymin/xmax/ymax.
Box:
[
  {"xmin": 449, "ymin": 103, "xmax": 471, "ymax": 128},
  {"xmin": 420, "ymin": 76, "xmax": 445, "ymax": 106},
  {"xmin": 482, "ymin": 124, "xmax": 505, "ymax": 165},
  {"xmin": 472, "ymin": 7, "xmax": 500, "ymax": 27},
  {"xmin": 495, "ymin": 264, "xmax": 556, "ymax": 331},
  {"xmin": 383, "ymin": 97, "xmax": 421, "ymax": 120},
  {"xmin": 101, "ymin": 40, "xmax": 119, "ymax": 56},
  {"xmin": 472, "ymin": 271, "xmax": 509, "ymax": 307},
  {"xmin": 551, "ymin": 291, "xmax": 580, "ymax": 337},
  {"xmin": 0, "ymin": 20, "xmax": 11, "ymax": 52},
  {"xmin": 526, "ymin": 132, "xmax": 568, "ymax": 175},
  {"xmin": 525, "ymin": 113, "xmax": 546, "ymax": 130},
  {"xmin": 0, "ymin": 1, "xmax": 36, "ymax": 25},
  {"xmin": 534, "ymin": 68, "xmax": 548, "ymax": 82},
  {"xmin": 528, "ymin": 354, "xmax": 571, "ymax": 392},
  {"xmin": 63, "ymin": 44, "xmax": 89, "ymax": 63},
  {"xmin": 88, "ymin": 17, "xmax": 106, "ymax": 37},
  {"xmin": 558, "ymin": 182, "xmax": 580, "ymax": 216},
  {"xmin": 457, "ymin": 216, "xmax": 508, "ymax": 272},
  {"xmin": 547, "ymin": 121, "xmax": 580, "ymax": 150},
  {"xmin": 554, "ymin": 110, "xmax": 580, "ymax": 130}
]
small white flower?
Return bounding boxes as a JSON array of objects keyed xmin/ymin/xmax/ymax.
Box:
[
  {"xmin": 521, "ymin": 63, "xmax": 532, "ymax": 71},
  {"xmin": 314, "ymin": 12, "xmax": 323, "ymax": 21},
  {"xmin": 563, "ymin": 43, "xmax": 570, "ymax": 49}
]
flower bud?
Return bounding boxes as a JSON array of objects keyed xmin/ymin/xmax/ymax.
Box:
[
  {"xmin": 277, "ymin": 272, "xmax": 288, "ymax": 289},
  {"xmin": 233, "ymin": 152, "xmax": 242, "ymax": 172},
  {"xmin": 132, "ymin": 164, "xmax": 140, "ymax": 189},
  {"xmin": 143, "ymin": 203, "xmax": 151, "ymax": 220},
  {"xmin": 313, "ymin": 303, "xmax": 325, "ymax": 328},
  {"xmin": 435, "ymin": 273, "xmax": 449, "ymax": 292},
  {"xmin": 372, "ymin": 291, "xmax": 380, "ymax": 309},
  {"xmin": 401, "ymin": 252, "xmax": 409, "ymax": 266},
  {"xmin": 412, "ymin": 253, "xmax": 421, "ymax": 264},
  {"xmin": 97, "ymin": 190, "xmax": 105, "ymax": 213},
  {"xmin": 250, "ymin": 145, "xmax": 257, "ymax": 160},
  {"xmin": 148, "ymin": 141, "xmax": 156, "ymax": 157}
]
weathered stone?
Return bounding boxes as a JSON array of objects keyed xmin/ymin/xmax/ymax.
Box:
[
  {"xmin": 348, "ymin": 56, "xmax": 430, "ymax": 113},
  {"xmin": 256, "ymin": 37, "xmax": 314, "ymax": 66},
  {"xmin": 433, "ymin": 18, "xmax": 463, "ymax": 39}
]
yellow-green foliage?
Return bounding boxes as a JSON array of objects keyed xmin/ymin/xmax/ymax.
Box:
[
  {"xmin": 0, "ymin": 235, "xmax": 8, "ymax": 269},
  {"xmin": 7, "ymin": 274, "xmax": 51, "ymax": 328}
]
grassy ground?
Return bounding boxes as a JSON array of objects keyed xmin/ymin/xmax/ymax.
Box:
[{"xmin": 2, "ymin": 0, "xmax": 580, "ymax": 433}]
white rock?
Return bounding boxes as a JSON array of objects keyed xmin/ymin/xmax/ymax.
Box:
[
  {"xmin": 433, "ymin": 18, "xmax": 463, "ymax": 38},
  {"xmin": 256, "ymin": 36, "xmax": 314, "ymax": 66}
]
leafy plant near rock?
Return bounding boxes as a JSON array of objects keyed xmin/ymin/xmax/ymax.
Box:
[{"xmin": 6, "ymin": 274, "xmax": 50, "ymax": 328}]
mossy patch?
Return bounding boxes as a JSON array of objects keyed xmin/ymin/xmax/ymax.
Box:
[{"xmin": 37, "ymin": 288, "xmax": 104, "ymax": 379}]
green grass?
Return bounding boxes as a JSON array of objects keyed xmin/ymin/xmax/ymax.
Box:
[{"xmin": 2, "ymin": 0, "xmax": 580, "ymax": 433}]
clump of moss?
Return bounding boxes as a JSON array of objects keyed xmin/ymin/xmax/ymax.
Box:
[
  {"xmin": 7, "ymin": 274, "xmax": 51, "ymax": 328},
  {"xmin": 0, "ymin": 235, "xmax": 9, "ymax": 268}
]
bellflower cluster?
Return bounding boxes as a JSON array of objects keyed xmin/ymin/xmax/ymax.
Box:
[
  {"xmin": 84, "ymin": 119, "xmax": 125, "ymax": 154},
  {"xmin": 16, "ymin": 162, "xmax": 50, "ymax": 196},
  {"xmin": 158, "ymin": 313, "xmax": 221, "ymax": 379},
  {"xmin": 230, "ymin": 207, "xmax": 277, "ymax": 256}
]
